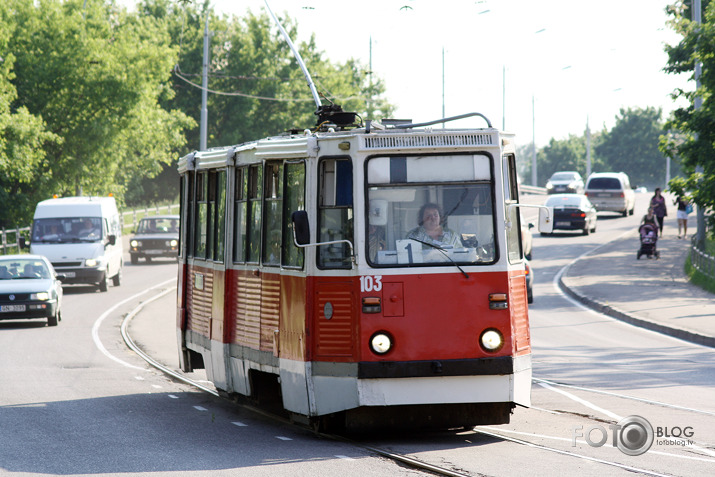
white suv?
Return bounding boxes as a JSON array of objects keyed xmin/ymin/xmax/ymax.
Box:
[{"xmin": 584, "ymin": 172, "xmax": 635, "ymax": 216}]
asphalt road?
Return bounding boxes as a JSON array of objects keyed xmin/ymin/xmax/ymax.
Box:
[{"xmin": 1, "ymin": 193, "xmax": 713, "ymax": 476}]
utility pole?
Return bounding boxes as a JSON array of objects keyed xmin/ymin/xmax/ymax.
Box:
[
  {"xmin": 200, "ymin": 14, "xmax": 209, "ymax": 151},
  {"xmin": 586, "ymin": 117, "xmax": 592, "ymax": 178},
  {"xmin": 442, "ymin": 47, "xmax": 445, "ymax": 128},
  {"xmin": 532, "ymin": 95, "xmax": 537, "ymax": 187}
]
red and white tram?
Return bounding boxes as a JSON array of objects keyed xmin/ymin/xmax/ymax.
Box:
[{"xmin": 176, "ymin": 111, "xmax": 551, "ymax": 430}]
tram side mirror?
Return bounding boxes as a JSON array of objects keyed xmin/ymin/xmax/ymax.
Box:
[
  {"xmin": 19, "ymin": 237, "xmax": 28, "ymax": 250},
  {"xmin": 291, "ymin": 211, "xmax": 310, "ymax": 246},
  {"xmin": 538, "ymin": 207, "xmax": 554, "ymax": 234}
]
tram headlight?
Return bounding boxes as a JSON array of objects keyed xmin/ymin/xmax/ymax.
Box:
[
  {"xmin": 480, "ymin": 328, "xmax": 504, "ymax": 352},
  {"xmin": 370, "ymin": 332, "xmax": 393, "ymax": 355}
]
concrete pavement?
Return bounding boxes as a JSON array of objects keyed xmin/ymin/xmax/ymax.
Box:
[{"xmin": 560, "ymin": 226, "xmax": 715, "ymax": 348}]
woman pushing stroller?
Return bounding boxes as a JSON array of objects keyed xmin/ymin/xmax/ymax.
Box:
[{"xmin": 637, "ymin": 207, "xmax": 659, "ymax": 259}]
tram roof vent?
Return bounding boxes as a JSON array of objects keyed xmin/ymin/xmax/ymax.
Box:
[{"xmin": 361, "ymin": 132, "xmax": 496, "ymax": 150}]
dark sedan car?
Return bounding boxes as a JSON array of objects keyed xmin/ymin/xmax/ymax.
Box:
[
  {"xmin": 543, "ymin": 194, "xmax": 598, "ymax": 235},
  {"xmin": 129, "ymin": 215, "xmax": 179, "ymax": 264},
  {"xmin": 525, "ymin": 259, "xmax": 533, "ymax": 304},
  {"xmin": 0, "ymin": 255, "xmax": 63, "ymax": 326}
]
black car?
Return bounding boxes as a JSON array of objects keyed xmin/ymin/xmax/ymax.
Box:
[
  {"xmin": 129, "ymin": 215, "xmax": 180, "ymax": 264},
  {"xmin": 0, "ymin": 255, "xmax": 64, "ymax": 326},
  {"xmin": 543, "ymin": 194, "xmax": 597, "ymax": 235},
  {"xmin": 525, "ymin": 259, "xmax": 533, "ymax": 304}
]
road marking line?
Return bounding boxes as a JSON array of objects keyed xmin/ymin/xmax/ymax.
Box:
[
  {"xmin": 275, "ymin": 436, "xmax": 292, "ymax": 441},
  {"xmin": 194, "ymin": 406, "xmax": 207, "ymax": 411},
  {"xmin": 232, "ymin": 421, "xmax": 247, "ymax": 427},
  {"xmin": 537, "ymin": 381, "xmax": 621, "ymax": 420},
  {"xmin": 91, "ymin": 278, "xmax": 176, "ymax": 370}
]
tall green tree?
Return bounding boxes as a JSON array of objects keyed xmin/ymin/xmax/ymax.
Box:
[
  {"xmin": 0, "ymin": 1, "xmax": 60, "ymax": 226},
  {"xmin": 596, "ymin": 107, "xmax": 668, "ymax": 189},
  {"xmin": 662, "ymin": 0, "xmax": 715, "ymax": 217},
  {"xmin": 7, "ymin": 0, "xmax": 193, "ymax": 205}
]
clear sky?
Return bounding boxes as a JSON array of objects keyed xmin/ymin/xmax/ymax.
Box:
[{"xmin": 125, "ymin": 0, "xmax": 690, "ymax": 148}]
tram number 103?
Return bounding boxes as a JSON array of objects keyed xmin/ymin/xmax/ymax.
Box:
[{"xmin": 360, "ymin": 275, "xmax": 383, "ymax": 293}]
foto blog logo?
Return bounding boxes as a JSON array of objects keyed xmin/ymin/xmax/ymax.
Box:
[{"xmin": 572, "ymin": 415, "xmax": 654, "ymax": 456}]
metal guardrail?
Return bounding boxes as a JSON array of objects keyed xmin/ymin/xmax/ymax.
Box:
[
  {"xmin": 120, "ymin": 204, "xmax": 179, "ymax": 233},
  {"xmin": 0, "ymin": 227, "xmax": 31, "ymax": 255},
  {"xmin": 691, "ymin": 235, "xmax": 715, "ymax": 280},
  {"xmin": 520, "ymin": 185, "xmax": 546, "ymax": 195}
]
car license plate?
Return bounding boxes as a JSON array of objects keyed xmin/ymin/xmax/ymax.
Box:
[
  {"xmin": 598, "ymin": 193, "xmax": 611, "ymax": 197},
  {"xmin": 63, "ymin": 271, "xmax": 76, "ymax": 278},
  {"xmin": 145, "ymin": 250, "xmax": 163, "ymax": 255},
  {"xmin": 0, "ymin": 304, "xmax": 26, "ymax": 313},
  {"xmin": 556, "ymin": 221, "xmax": 570, "ymax": 227}
]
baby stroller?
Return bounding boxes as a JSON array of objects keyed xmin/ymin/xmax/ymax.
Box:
[{"xmin": 637, "ymin": 223, "xmax": 659, "ymax": 259}]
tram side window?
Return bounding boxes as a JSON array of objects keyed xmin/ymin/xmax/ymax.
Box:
[
  {"xmin": 247, "ymin": 164, "xmax": 263, "ymax": 263},
  {"xmin": 233, "ymin": 167, "xmax": 247, "ymax": 263},
  {"xmin": 262, "ymin": 162, "xmax": 283, "ymax": 266},
  {"xmin": 318, "ymin": 158, "xmax": 353, "ymax": 269},
  {"xmin": 213, "ymin": 170, "xmax": 226, "ymax": 262},
  {"xmin": 184, "ymin": 173, "xmax": 194, "ymax": 258},
  {"xmin": 179, "ymin": 175, "xmax": 185, "ymax": 258},
  {"xmin": 503, "ymin": 153, "xmax": 523, "ymax": 263},
  {"xmin": 194, "ymin": 172, "xmax": 208, "ymax": 258},
  {"xmin": 283, "ymin": 161, "xmax": 305, "ymax": 268}
]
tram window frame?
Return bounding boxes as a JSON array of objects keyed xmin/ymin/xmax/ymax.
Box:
[
  {"xmin": 503, "ymin": 153, "xmax": 524, "ymax": 263},
  {"xmin": 317, "ymin": 156, "xmax": 353, "ymax": 270},
  {"xmin": 181, "ymin": 173, "xmax": 191, "ymax": 259},
  {"xmin": 213, "ymin": 170, "xmax": 226, "ymax": 263},
  {"xmin": 262, "ymin": 162, "xmax": 284, "ymax": 266},
  {"xmin": 365, "ymin": 152, "xmax": 499, "ymax": 268},
  {"xmin": 194, "ymin": 171, "xmax": 208, "ymax": 258},
  {"xmin": 282, "ymin": 160, "xmax": 305, "ymax": 269},
  {"xmin": 233, "ymin": 167, "xmax": 248, "ymax": 264},
  {"xmin": 247, "ymin": 164, "xmax": 263, "ymax": 264}
]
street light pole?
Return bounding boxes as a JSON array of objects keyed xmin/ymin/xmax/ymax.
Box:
[{"xmin": 200, "ymin": 14, "xmax": 209, "ymax": 151}]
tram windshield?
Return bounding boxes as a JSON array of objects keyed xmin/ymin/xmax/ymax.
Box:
[{"xmin": 366, "ymin": 154, "xmax": 496, "ymax": 267}]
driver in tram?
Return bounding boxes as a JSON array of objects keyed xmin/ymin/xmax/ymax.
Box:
[{"xmin": 407, "ymin": 203, "xmax": 463, "ymax": 248}]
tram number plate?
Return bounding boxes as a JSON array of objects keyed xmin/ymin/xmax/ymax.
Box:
[
  {"xmin": 0, "ymin": 305, "xmax": 26, "ymax": 313},
  {"xmin": 360, "ymin": 275, "xmax": 383, "ymax": 292}
]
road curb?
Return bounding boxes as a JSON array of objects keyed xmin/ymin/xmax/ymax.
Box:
[{"xmin": 558, "ymin": 271, "xmax": 715, "ymax": 349}]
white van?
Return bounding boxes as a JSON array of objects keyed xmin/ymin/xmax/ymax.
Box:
[{"xmin": 24, "ymin": 196, "xmax": 123, "ymax": 292}]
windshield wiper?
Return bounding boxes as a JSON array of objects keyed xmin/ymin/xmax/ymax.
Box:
[{"xmin": 408, "ymin": 238, "xmax": 469, "ymax": 279}]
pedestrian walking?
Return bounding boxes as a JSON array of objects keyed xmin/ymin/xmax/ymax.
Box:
[
  {"xmin": 674, "ymin": 195, "xmax": 691, "ymax": 239},
  {"xmin": 650, "ymin": 188, "xmax": 667, "ymax": 237}
]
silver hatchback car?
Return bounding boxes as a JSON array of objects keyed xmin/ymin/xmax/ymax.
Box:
[{"xmin": 585, "ymin": 172, "xmax": 635, "ymax": 216}]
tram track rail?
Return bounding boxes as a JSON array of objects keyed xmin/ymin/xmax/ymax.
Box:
[
  {"xmin": 119, "ymin": 286, "xmax": 712, "ymax": 477},
  {"xmin": 119, "ymin": 286, "xmax": 473, "ymax": 477}
]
